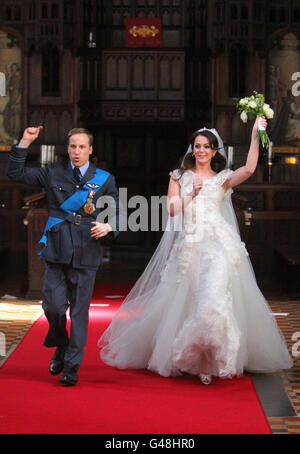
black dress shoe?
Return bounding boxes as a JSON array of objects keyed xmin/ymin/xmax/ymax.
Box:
[
  {"xmin": 58, "ymin": 370, "xmax": 78, "ymax": 386},
  {"xmin": 49, "ymin": 345, "xmax": 68, "ymax": 376}
]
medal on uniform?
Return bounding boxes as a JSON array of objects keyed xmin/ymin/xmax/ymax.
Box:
[{"xmin": 83, "ymin": 190, "xmax": 95, "ymax": 215}]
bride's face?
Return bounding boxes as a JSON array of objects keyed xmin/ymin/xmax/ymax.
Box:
[{"xmin": 193, "ymin": 135, "xmax": 216, "ymax": 165}]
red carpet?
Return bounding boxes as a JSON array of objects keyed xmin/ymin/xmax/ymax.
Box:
[{"xmin": 0, "ymin": 284, "xmax": 272, "ymax": 434}]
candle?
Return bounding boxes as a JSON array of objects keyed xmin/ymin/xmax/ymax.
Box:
[
  {"xmin": 51, "ymin": 145, "xmax": 56, "ymax": 163},
  {"xmin": 88, "ymin": 31, "xmax": 96, "ymax": 48},
  {"xmin": 227, "ymin": 146, "xmax": 234, "ymax": 169},
  {"xmin": 268, "ymin": 141, "xmax": 273, "ymax": 164},
  {"xmin": 41, "ymin": 145, "xmax": 46, "ymax": 167},
  {"xmin": 267, "ymin": 141, "xmax": 273, "ymax": 183}
]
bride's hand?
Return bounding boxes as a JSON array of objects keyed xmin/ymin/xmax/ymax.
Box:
[
  {"xmin": 252, "ymin": 116, "xmax": 267, "ymax": 136},
  {"xmin": 192, "ymin": 175, "xmax": 203, "ymax": 197}
]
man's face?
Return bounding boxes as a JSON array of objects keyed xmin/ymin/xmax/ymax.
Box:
[{"xmin": 68, "ymin": 133, "xmax": 92, "ymax": 167}]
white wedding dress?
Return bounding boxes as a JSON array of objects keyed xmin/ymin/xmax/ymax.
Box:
[{"xmin": 99, "ymin": 168, "xmax": 293, "ymax": 378}]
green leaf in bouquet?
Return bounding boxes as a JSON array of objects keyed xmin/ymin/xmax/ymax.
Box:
[
  {"xmin": 247, "ymin": 112, "xmax": 256, "ymax": 121},
  {"xmin": 256, "ymin": 93, "xmax": 264, "ymax": 102}
]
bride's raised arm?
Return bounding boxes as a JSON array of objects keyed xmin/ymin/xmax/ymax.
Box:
[{"xmin": 223, "ymin": 116, "xmax": 267, "ymax": 191}]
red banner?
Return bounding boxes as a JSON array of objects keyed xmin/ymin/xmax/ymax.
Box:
[{"xmin": 126, "ymin": 18, "xmax": 162, "ymax": 48}]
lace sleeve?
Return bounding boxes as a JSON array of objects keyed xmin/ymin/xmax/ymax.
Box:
[
  {"xmin": 169, "ymin": 169, "xmax": 181, "ymax": 182},
  {"xmin": 217, "ymin": 169, "xmax": 234, "ymax": 186},
  {"xmin": 217, "ymin": 169, "xmax": 234, "ymax": 198},
  {"xmin": 169, "ymin": 170, "xmax": 193, "ymax": 196}
]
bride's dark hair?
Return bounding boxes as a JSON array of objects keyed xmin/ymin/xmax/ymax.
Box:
[{"xmin": 176, "ymin": 130, "xmax": 227, "ymax": 178}]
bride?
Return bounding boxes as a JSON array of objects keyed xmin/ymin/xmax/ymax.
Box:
[{"xmin": 98, "ymin": 116, "xmax": 293, "ymax": 385}]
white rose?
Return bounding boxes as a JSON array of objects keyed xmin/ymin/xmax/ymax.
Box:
[
  {"xmin": 263, "ymin": 103, "xmax": 271, "ymax": 115},
  {"xmin": 265, "ymin": 108, "xmax": 274, "ymax": 119},
  {"xmin": 240, "ymin": 111, "xmax": 248, "ymax": 123},
  {"xmin": 249, "ymin": 101, "xmax": 257, "ymax": 109},
  {"xmin": 239, "ymin": 98, "xmax": 249, "ymax": 106}
]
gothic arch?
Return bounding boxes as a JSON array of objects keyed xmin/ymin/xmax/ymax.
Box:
[
  {"xmin": 228, "ymin": 43, "xmax": 248, "ymax": 98},
  {"xmin": 40, "ymin": 42, "xmax": 61, "ymax": 96}
]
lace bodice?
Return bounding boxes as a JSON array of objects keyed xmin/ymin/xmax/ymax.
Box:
[
  {"xmin": 163, "ymin": 168, "xmax": 248, "ymax": 283},
  {"xmin": 172, "ymin": 168, "xmax": 235, "ymax": 228},
  {"xmin": 173, "ymin": 167, "xmax": 233, "ymax": 198}
]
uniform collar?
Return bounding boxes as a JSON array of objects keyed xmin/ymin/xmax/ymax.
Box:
[{"xmin": 70, "ymin": 161, "xmax": 90, "ymax": 178}]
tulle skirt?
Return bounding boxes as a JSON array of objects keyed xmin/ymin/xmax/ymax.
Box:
[{"xmin": 99, "ymin": 233, "xmax": 293, "ymax": 378}]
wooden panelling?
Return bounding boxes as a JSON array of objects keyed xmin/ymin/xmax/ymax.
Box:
[
  {"xmin": 102, "ymin": 50, "xmax": 184, "ymax": 101},
  {"xmin": 235, "ymin": 183, "xmax": 300, "ymax": 286},
  {"xmin": 79, "ymin": 50, "xmax": 185, "ymax": 122},
  {"xmin": 0, "ymin": 182, "xmax": 41, "ymax": 255}
]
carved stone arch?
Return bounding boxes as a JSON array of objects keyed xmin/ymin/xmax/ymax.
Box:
[
  {"xmin": 51, "ymin": 3, "xmax": 59, "ymax": 19},
  {"xmin": 36, "ymin": 38, "xmax": 63, "ymax": 56},
  {"xmin": 228, "ymin": 42, "xmax": 248, "ymax": 98},
  {"xmin": 172, "ymin": 9, "xmax": 181, "ymax": 26},
  {"xmin": 41, "ymin": 2, "xmax": 48, "ymax": 19},
  {"xmin": 293, "ymin": 6, "xmax": 300, "ymax": 23},
  {"xmin": 279, "ymin": 6, "xmax": 287, "ymax": 23},
  {"xmin": 240, "ymin": 4, "xmax": 248, "ymax": 21},
  {"xmin": 40, "ymin": 41, "xmax": 61, "ymax": 96},
  {"xmin": 5, "ymin": 5, "xmax": 12, "ymax": 21},
  {"xmin": 269, "ymin": 7, "xmax": 277, "ymax": 23},
  {"xmin": 230, "ymin": 4, "xmax": 238, "ymax": 20},
  {"xmin": 14, "ymin": 4, "xmax": 22, "ymax": 21}
]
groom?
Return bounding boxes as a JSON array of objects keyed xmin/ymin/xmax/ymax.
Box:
[{"xmin": 6, "ymin": 126, "xmax": 119, "ymax": 386}]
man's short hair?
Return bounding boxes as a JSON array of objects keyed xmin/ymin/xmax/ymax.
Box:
[{"xmin": 67, "ymin": 128, "xmax": 94, "ymax": 147}]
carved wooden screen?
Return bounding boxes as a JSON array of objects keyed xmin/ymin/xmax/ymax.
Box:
[{"xmin": 103, "ymin": 50, "xmax": 184, "ymax": 100}]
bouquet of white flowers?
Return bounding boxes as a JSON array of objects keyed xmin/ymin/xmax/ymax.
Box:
[{"xmin": 237, "ymin": 92, "xmax": 274, "ymax": 148}]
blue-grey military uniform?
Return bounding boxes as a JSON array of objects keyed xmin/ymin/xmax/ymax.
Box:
[{"xmin": 6, "ymin": 145, "xmax": 119, "ymax": 372}]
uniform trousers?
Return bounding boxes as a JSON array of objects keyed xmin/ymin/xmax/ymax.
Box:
[{"xmin": 42, "ymin": 262, "xmax": 97, "ymax": 370}]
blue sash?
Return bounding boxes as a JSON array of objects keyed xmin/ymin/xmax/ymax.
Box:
[{"xmin": 39, "ymin": 168, "xmax": 110, "ymax": 253}]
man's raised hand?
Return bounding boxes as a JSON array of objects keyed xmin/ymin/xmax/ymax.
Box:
[{"xmin": 18, "ymin": 126, "xmax": 43, "ymax": 148}]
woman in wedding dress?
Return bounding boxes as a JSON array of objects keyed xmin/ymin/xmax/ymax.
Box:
[{"xmin": 98, "ymin": 116, "xmax": 293, "ymax": 385}]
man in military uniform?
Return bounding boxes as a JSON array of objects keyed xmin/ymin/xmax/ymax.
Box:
[{"xmin": 7, "ymin": 126, "xmax": 119, "ymax": 386}]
